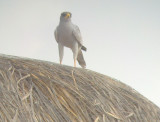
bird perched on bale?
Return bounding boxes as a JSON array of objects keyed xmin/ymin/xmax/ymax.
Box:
[{"xmin": 54, "ymin": 12, "xmax": 87, "ymax": 68}]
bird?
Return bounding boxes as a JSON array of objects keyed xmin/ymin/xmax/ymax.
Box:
[{"xmin": 54, "ymin": 12, "xmax": 87, "ymax": 68}]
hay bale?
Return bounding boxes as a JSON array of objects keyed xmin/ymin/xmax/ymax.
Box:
[{"xmin": 0, "ymin": 54, "xmax": 159, "ymax": 122}]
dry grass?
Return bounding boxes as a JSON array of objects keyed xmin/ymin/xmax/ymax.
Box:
[{"xmin": 0, "ymin": 54, "xmax": 160, "ymax": 122}]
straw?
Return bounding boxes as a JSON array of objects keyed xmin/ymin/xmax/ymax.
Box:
[{"xmin": 0, "ymin": 54, "xmax": 160, "ymax": 122}]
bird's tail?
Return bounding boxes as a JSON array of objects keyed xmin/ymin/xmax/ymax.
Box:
[
  {"xmin": 77, "ymin": 50, "xmax": 86, "ymax": 68},
  {"xmin": 81, "ymin": 46, "xmax": 87, "ymax": 51}
]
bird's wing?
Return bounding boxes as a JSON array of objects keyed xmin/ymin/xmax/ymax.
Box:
[
  {"xmin": 72, "ymin": 25, "xmax": 83, "ymax": 45},
  {"xmin": 54, "ymin": 28, "xmax": 59, "ymax": 43}
]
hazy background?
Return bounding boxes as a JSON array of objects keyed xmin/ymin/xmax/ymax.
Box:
[{"xmin": 0, "ymin": 0, "xmax": 160, "ymax": 107}]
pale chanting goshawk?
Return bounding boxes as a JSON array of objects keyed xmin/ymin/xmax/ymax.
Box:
[{"xmin": 54, "ymin": 12, "xmax": 87, "ymax": 68}]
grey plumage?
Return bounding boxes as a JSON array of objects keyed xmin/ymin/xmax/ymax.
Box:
[
  {"xmin": 54, "ymin": 12, "xmax": 87, "ymax": 68},
  {"xmin": 77, "ymin": 50, "xmax": 86, "ymax": 68}
]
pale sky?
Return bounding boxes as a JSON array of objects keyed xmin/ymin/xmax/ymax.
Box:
[{"xmin": 0, "ymin": 0, "xmax": 160, "ymax": 107}]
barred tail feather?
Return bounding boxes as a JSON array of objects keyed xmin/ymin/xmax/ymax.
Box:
[{"xmin": 77, "ymin": 50, "xmax": 86, "ymax": 68}]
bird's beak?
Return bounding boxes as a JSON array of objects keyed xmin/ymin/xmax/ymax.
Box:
[{"xmin": 65, "ymin": 13, "xmax": 70, "ymax": 19}]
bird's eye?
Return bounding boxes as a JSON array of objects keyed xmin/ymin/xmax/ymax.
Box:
[{"xmin": 61, "ymin": 13, "xmax": 65, "ymax": 17}]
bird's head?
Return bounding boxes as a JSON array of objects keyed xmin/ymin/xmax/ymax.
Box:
[{"xmin": 60, "ymin": 12, "xmax": 72, "ymax": 22}]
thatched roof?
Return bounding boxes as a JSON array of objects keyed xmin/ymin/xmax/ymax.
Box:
[{"xmin": 0, "ymin": 54, "xmax": 159, "ymax": 122}]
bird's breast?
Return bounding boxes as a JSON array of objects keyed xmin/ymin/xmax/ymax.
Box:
[{"xmin": 57, "ymin": 25, "xmax": 75, "ymax": 48}]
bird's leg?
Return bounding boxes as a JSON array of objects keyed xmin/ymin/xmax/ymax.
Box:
[
  {"xmin": 74, "ymin": 59, "xmax": 76, "ymax": 67},
  {"xmin": 72, "ymin": 42, "xmax": 79, "ymax": 68},
  {"xmin": 58, "ymin": 43, "xmax": 64, "ymax": 65},
  {"xmin": 60, "ymin": 60, "xmax": 62, "ymax": 65}
]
